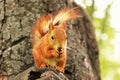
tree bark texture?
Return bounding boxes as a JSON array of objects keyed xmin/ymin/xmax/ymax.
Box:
[{"xmin": 0, "ymin": 0, "xmax": 100, "ymax": 80}]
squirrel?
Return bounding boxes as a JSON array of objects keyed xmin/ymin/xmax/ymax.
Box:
[{"xmin": 32, "ymin": 7, "xmax": 80, "ymax": 72}]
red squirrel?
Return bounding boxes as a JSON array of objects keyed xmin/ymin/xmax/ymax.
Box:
[{"xmin": 32, "ymin": 7, "xmax": 80, "ymax": 72}]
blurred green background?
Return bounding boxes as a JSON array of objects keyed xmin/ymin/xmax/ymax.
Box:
[{"xmin": 75, "ymin": 0, "xmax": 120, "ymax": 80}]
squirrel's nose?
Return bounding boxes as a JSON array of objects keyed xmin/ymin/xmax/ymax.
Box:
[{"xmin": 57, "ymin": 47, "xmax": 62, "ymax": 52}]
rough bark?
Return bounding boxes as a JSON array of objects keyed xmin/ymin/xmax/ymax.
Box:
[{"xmin": 0, "ymin": 0, "xmax": 100, "ymax": 80}]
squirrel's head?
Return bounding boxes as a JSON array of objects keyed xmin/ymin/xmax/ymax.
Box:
[
  {"xmin": 48, "ymin": 23, "xmax": 67, "ymax": 54},
  {"xmin": 46, "ymin": 7, "xmax": 81, "ymax": 54}
]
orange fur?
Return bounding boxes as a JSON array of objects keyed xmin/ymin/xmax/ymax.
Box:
[{"xmin": 32, "ymin": 7, "xmax": 80, "ymax": 72}]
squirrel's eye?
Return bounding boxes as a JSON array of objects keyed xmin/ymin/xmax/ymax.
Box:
[{"xmin": 51, "ymin": 36, "xmax": 54, "ymax": 40}]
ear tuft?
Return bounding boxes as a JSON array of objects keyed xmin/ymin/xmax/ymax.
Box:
[{"xmin": 49, "ymin": 23, "xmax": 54, "ymax": 31}]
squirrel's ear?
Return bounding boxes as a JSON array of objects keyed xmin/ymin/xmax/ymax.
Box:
[{"xmin": 49, "ymin": 23, "xmax": 54, "ymax": 31}]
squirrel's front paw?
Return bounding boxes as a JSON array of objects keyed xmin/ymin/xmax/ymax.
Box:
[
  {"xmin": 50, "ymin": 50, "xmax": 59, "ymax": 58},
  {"xmin": 55, "ymin": 66, "xmax": 64, "ymax": 73},
  {"xmin": 52, "ymin": 52, "xmax": 59, "ymax": 58}
]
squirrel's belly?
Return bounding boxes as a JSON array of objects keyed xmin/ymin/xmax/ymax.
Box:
[{"xmin": 47, "ymin": 58, "xmax": 58, "ymax": 67}]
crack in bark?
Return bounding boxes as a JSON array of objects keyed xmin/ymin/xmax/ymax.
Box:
[
  {"xmin": 1, "ymin": 36, "xmax": 28, "ymax": 53},
  {"xmin": 11, "ymin": 36, "xmax": 28, "ymax": 46}
]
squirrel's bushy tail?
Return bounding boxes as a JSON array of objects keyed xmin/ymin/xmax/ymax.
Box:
[
  {"xmin": 53, "ymin": 7, "xmax": 81, "ymax": 26},
  {"xmin": 32, "ymin": 14, "xmax": 52, "ymax": 45}
]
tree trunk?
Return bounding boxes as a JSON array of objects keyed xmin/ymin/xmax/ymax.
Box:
[{"xmin": 0, "ymin": 0, "xmax": 100, "ymax": 80}]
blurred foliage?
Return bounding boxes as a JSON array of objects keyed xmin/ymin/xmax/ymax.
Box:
[{"xmin": 80, "ymin": 0, "xmax": 120, "ymax": 80}]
